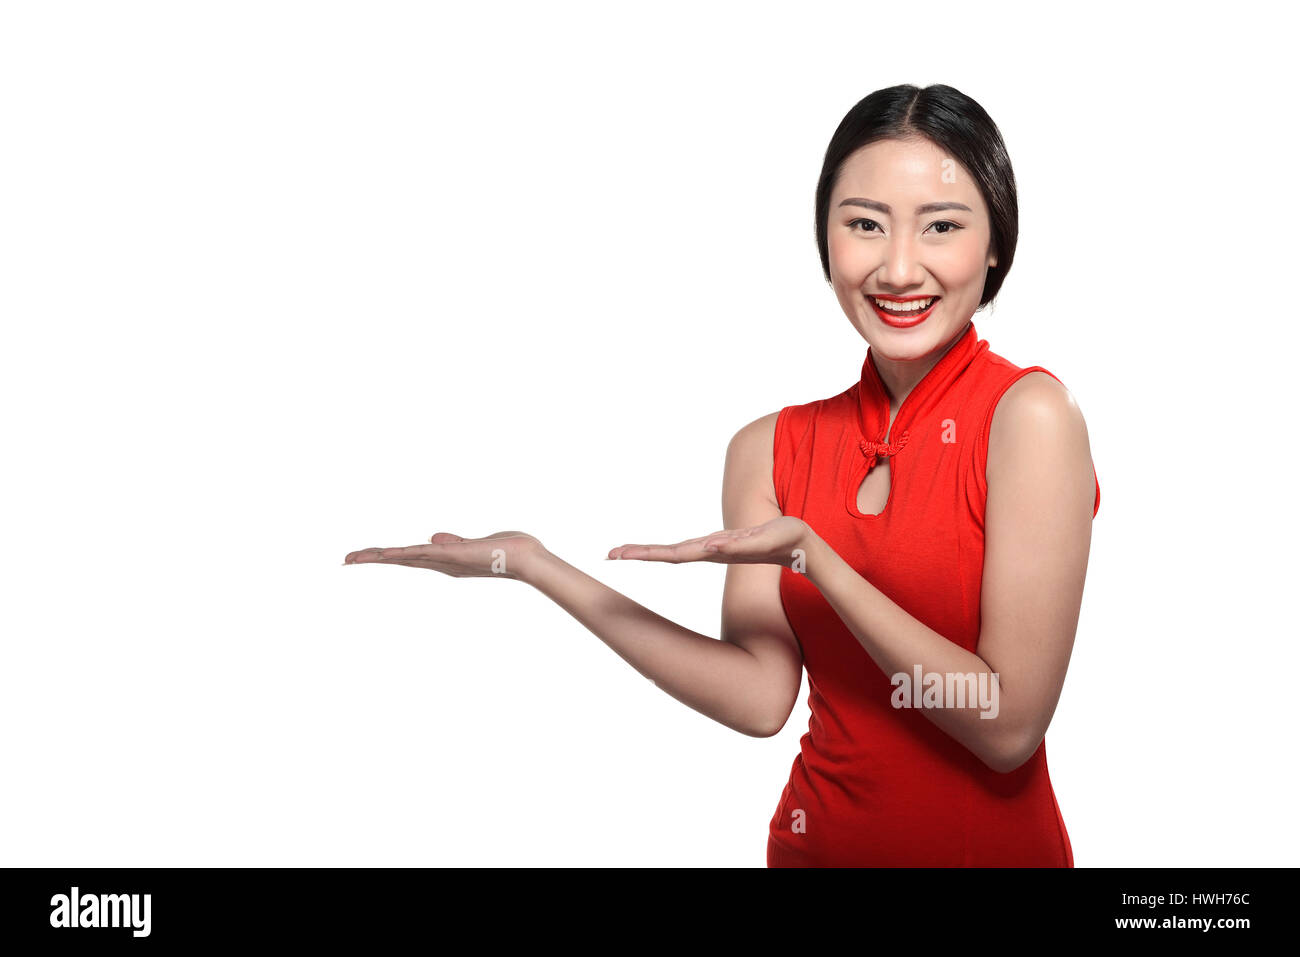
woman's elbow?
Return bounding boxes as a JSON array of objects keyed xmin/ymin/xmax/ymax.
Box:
[
  {"xmin": 982, "ymin": 723, "xmax": 1043, "ymax": 774},
  {"xmin": 749, "ymin": 708, "xmax": 790, "ymax": 738}
]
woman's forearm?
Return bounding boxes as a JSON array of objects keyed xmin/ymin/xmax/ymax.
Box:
[
  {"xmin": 798, "ymin": 530, "xmax": 1022, "ymax": 771},
  {"xmin": 521, "ymin": 549, "xmax": 777, "ymax": 737}
]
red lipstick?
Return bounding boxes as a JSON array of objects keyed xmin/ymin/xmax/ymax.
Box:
[{"xmin": 867, "ymin": 293, "xmax": 941, "ymax": 329}]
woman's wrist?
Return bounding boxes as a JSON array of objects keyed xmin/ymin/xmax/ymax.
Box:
[
  {"xmin": 795, "ymin": 524, "xmax": 842, "ymax": 590},
  {"xmin": 516, "ymin": 543, "xmax": 565, "ymax": 590}
]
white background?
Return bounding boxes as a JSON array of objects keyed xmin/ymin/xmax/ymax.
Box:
[{"xmin": 2, "ymin": 0, "xmax": 1296, "ymax": 866}]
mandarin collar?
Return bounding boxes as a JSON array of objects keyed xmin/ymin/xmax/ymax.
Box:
[{"xmin": 856, "ymin": 321, "xmax": 986, "ymax": 457}]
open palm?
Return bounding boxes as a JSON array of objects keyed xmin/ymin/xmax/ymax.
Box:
[
  {"xmin": 343, "ymin": 530, "xmax": 544, "ymax": 580},
  {"xmin": 608, "ymin": 515, "xmax": 810, "ymax": 568}
]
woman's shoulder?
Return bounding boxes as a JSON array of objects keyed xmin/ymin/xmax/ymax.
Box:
[
  {"xmin": 726, "ymin": 409, "xmax": 782, "ymax": 464},
  {"xmin": 727, "ymin": 387, "xmax": 844, "ymax": 461},
  {"xmin": 984, "ymin": 369, "xmax": 1098, "ymax": 517},
  {"xmin": 1000, "ymin": 367, "xmax": 1075, "ymax": 399},
  {"xmin": 969, "ymin": 339, "xmax": 1089, "ymax": 434},
  {"xmin": 725, "ymin": 400, "xmax": 820, "ymax": 494},
  {"xmin": 987, "ymin": 368, "xmax": 1088, "ymax": 438}
]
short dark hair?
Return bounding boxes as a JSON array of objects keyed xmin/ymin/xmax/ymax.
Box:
[{"xmin": 814, "ymin": 84, "xmax": 1018, "ymax": 308}]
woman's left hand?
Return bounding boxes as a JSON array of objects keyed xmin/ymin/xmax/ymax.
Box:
[{"xmin": 608, "ymin": 515, "xmax": 812, "ymax": 567}]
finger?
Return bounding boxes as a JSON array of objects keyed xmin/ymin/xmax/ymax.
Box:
[
  {"xmin": 344, "ymin": 546, "xmax": 391, "ymax": 564},
  {"xmin": 609, "ymin": 544, "xmax": 681, "ymax": 562},
  {"xmin": 347, "ymin": 552, "xmax": 445, "ymax": 571},
  {"xmin": 370, "ymin": 557, "xmax": 500, "ymax": 579},
  {"xmin": 702, "ymin": 524, "xmax": 762, "ymax": 548},
  {"xmin": 610, "ymin": 538, "xmax": 719, "ymax": 563},
  {"xmin": 608, "ymin": 543, "xmax": 662, "ymax": 560},
  {"xmin": 610, "ymin": 529, "xmax": 726, "ymax": 559},
  {"xmin": 375, "ymin": 544, "xmax": 446, "ymax": 562},
  {"xmin": 429, "ymin": 530, "xmax": 527, "ymax": 544},
  {"xmin": 348, "ymin": 545, "xmax": 435, "ymax": 564}
]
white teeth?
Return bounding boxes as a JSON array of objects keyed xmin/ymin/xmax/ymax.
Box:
[{"xmin": 871, "ymin": 296, "xmax": 935, "ymax": 313}]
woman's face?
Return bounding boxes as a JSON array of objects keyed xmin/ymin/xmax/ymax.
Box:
[{"xmin": 827, "ymin": 136, "xmax": 997, "ymax": 360}]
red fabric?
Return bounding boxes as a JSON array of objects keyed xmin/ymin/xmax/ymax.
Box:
[{"xmin": 767, "ymin": 320, "xmax": 1099, "ymax": 867}]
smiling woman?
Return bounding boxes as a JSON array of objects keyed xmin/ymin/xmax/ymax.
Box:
[
  {"xmin": 761, "ymin": 85, "xmax": 1098, "ymax": 866},
  {"xmin": 344, "ymin": 83, "xmax": 1100, "ymax": 869}
]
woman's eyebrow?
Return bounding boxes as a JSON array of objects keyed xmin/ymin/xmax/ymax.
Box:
[{"xmin": 838, "ymin": 198, "xmax": 973, "ymax": 215}]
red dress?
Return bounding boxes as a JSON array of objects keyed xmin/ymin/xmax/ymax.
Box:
[{"xmin": 767, "ymin": 320, "xmax": 1099, "ymax": 867}]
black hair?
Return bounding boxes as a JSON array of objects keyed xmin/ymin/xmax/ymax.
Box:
[{"xmin": 814, "ymin": 84, "xmax": 1018, "ymax": 308}]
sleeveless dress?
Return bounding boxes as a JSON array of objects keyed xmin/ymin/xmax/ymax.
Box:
[{"xmin": 767, "ymin": 320, "xmax": 1099, "ymax": 867}]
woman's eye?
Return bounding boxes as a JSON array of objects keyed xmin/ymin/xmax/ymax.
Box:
[{"xmin": 849, "ymin": 218, "xmax": 963, "ymax": 235}]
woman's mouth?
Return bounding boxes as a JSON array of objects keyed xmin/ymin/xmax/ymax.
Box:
[{"xmin": 868, "ymin": 294, "xmax": 940, "ymax": 328}]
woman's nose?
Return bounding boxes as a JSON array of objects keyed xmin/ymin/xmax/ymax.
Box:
[{"xmin": 878, "ymin": 236, "xmax": 925, "ymax": 287}]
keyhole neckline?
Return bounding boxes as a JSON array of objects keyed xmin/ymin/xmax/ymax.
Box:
[{"xmin": 846, "ymin": 320, "xmax": 984, "ymax": 520}]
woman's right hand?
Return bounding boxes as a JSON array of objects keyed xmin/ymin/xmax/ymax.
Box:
[{"xmin": 343, "ymin": 530, "xmax": 547, "ymax": 582}]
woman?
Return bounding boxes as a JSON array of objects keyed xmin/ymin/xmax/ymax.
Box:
[{"xmin": 344, "ymin": 84, "xmax": 1100, "ymax": 867}]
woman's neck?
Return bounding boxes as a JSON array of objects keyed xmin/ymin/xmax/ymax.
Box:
[{"xmin": 872, "ymin": 321, "xmax": 971, "ymax": 410}]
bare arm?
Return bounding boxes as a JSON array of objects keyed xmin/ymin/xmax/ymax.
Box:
[
  {"xmin": 795, "ymin": 373, "xmax": 1096, "ymax": 772},
  {"xmin": 524, "ymin": 412, "xmax": 803, "ymax": 737}
]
